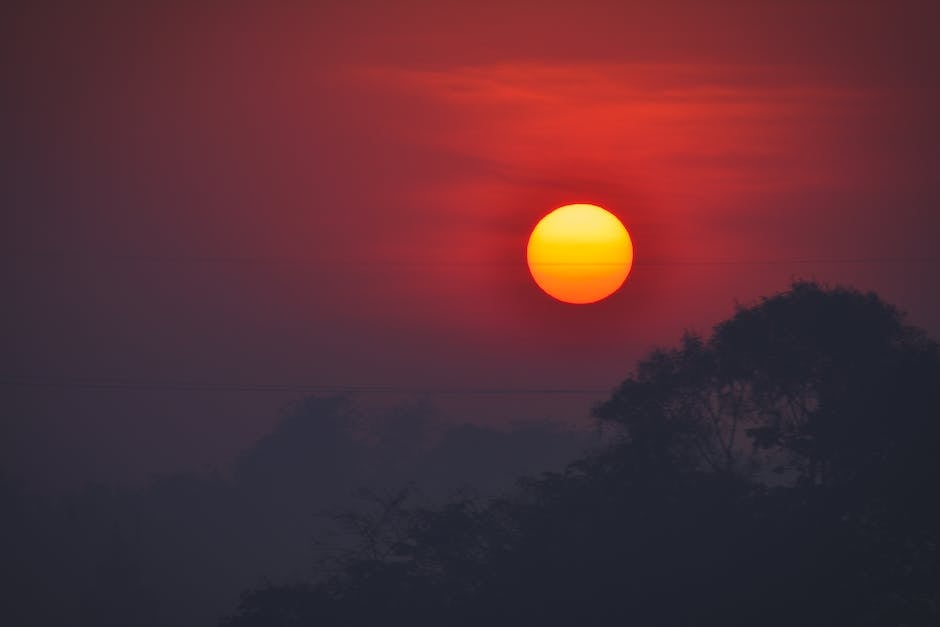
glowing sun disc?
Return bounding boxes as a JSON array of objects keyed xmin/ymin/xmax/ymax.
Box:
[{"xmin": 526, "ymin": 203, "xmax": 634, "ymax": 304}]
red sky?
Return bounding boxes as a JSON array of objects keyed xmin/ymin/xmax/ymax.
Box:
[{"xmin": 3, "ymin": 0, "xmax": 939, "ymax": 486}]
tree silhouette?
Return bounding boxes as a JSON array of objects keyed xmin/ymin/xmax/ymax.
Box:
[
  {"xmin": 596, "ymin": 280, "xmax": 940, "ymax": 487},
  {"xmin": 223, "ymin": 281, "xmax": 940, "ymax": 626},
  {"xmin": 2, "ymin": 392, "xmax": 590, "ymax": 625}
]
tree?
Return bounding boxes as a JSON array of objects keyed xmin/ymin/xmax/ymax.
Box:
[
  {"xmin": 222, "ymin": 281, "xmax": 940, "ymax": 626},
  {"xmin": 595, "ymin": 281, "xmax": 940, "ymax": 489}
]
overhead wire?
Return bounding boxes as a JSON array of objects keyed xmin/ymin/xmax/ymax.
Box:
[
  {"xmin": 3, "ymin": 251, "xmax": 935, "ymax": 395},
  {"xmin": 0, "ymin": 374, "xmax": 611, "ymax": 395}
]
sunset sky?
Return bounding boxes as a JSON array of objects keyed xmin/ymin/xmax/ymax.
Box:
[{"xmin": 4, "ymin": 0, "xmax": 939, "ymax": 487}]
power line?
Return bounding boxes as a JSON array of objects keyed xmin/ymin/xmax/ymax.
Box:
[{"xmin": 0, "ymin": 375, "xmax": 611, "ymax": 396}]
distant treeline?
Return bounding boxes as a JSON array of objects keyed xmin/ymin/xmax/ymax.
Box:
[{"xmin": 1, "ymin": 400, "xmax": 592, "ymax": 626}]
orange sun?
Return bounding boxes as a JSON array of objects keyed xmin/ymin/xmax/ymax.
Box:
[{"xmin": 526, "ymin": 203, "xmax": 634, "ymax": 304}]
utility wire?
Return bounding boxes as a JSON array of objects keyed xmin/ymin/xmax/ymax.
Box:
[
  {"xmin": 0, "ymin": 374, "xmax": 611, "ymax": 395},
  {"xmin": 3, "ymin": 251, "xmax": 934, "ymax": 395}
]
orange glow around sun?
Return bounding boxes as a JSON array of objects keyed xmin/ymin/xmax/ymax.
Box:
[{"xmin": 526, "ymin": 204, "xmax": 634, "ymax": 304}]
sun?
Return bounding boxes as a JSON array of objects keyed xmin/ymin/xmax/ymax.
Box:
[{"xmin": 526, "ymin": 203, "xmax": 634, "ymax": 304}]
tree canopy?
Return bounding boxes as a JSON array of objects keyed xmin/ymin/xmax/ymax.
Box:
[{"xmin": 222, "ymin": 282, "xmax": 940, "ymax": 627}]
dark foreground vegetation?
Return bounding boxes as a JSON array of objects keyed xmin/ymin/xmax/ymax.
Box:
[{"xmin": 223, "ymin": 282, "xmax": 940, "ymax": 626}]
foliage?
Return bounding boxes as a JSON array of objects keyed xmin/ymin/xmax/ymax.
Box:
[
  {"xmin": 2, "ymin": 397, "xmax": 589, "ymax": 626},
  {"xmin": 223, "ymin": 281, "xmax": 940, "ymax": 626}
]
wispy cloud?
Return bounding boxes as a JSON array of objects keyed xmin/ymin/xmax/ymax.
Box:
[{"xmin": 364, "ymin": 62, "xmax": 874, "ymax": 214}]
